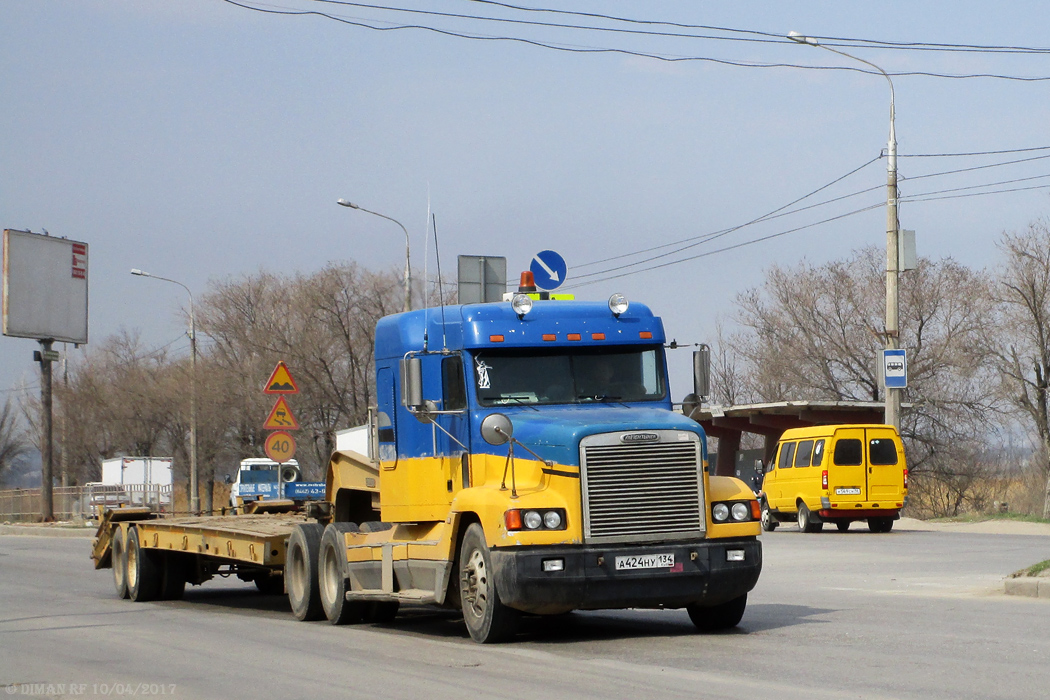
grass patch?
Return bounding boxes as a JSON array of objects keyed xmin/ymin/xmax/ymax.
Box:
[
  {"xmin": 1011, "ymin": 560, "xmax": 1050, "ymax": 578},
  {"xmin": 927, "ymin": 512, "xmax": 1050, "ymax": 525}
]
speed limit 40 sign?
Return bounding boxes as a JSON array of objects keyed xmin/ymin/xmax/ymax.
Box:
[{"xmin": 264, "ymin": 431, "xmax": 296, "ymax": 463}]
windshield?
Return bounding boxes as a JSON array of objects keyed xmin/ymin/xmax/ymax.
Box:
[{"xmin": 473, "ymin": 346, "xmax": 666, "ymax": 406}]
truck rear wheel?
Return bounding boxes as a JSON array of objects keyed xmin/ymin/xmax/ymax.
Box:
[
  {"xmin": 319, "ymin": 523, "xmax": 365, "ymax": 625},
  {"xmin": 126, "ymin": 527, "xmax": 162, "ymax": 602},
  {"xmin": 459, "ymin": 523, "xmax": 519, "ymax": 643},
  {"xmin": 286, "ymin": 523, "xmax": 325, "ymax": 621},
  {"xmin": 254, "ymin": 573, "xmax": 285, "ymax": 595},
  {"xmin": 687, "ymin": 594, "xmax": 747, "ymax": 632},
  {"xmin": 836, "ymin": 521, "xmax": 851, "ymax": 532},
  {"xmin": 111, "ymin": 526, "xmax": 129, "ymax": 599}
]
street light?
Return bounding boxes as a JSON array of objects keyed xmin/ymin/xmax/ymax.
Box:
[
  {"xmin": 337, "ymin": 199, "xmax": 412, "ymax": 313},
  {"xmin": 130, "ymin": 268, "xmax": 199, "ymax": 515},
  {"xmin": 788, "ymin": 31, "xmax": 902, "ymax": 431}
]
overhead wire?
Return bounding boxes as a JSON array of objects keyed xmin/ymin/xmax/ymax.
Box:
[{"xmin": 220, "ymin": 0, "xmax": 1050, "ymax": 81}]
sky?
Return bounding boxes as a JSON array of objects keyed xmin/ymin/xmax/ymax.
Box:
[{"xmin": 3, "ymin": 0, "xmax": 1050, "ymax": 415}]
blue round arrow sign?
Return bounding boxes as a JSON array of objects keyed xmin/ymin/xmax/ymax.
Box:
[{"xmin": 530, "ymin": 250, "xmax": 567, "ymax": 290}]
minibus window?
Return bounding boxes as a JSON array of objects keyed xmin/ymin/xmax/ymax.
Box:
[
  {"xmin": 794, "ymin": 440, "xmax": 814, "ymax": 467},
  {"xmin": 811, "ymin": 440, "xmax": 825, "ymax": 467},
  {"xmin": 833, "ymin": 439, "xmax": 863, "ymax": 466},
  {"xmin": 778, "ymin": 442, "xmax": 796, "ymax": 469},
  {"xmin": 869, "ymin": 438, "xmax": 898, "ymax": 465}
]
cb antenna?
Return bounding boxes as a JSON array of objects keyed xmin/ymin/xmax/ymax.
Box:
[{"xmin": 433, "ymin": 212, "xmax": 448, "ymax": 351}]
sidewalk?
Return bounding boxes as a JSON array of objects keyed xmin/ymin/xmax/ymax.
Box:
[{"xmin": 0, "ymin": 522, "xmax": 97, "ymax": 537}]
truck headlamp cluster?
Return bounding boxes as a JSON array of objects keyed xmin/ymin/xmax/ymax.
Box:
[
  {"xmin": 711, "ymin": 500, "xmax": 759, "ymax": 523},
  {"xmin": 505, "ymin": 508, "xmax": 566, "ymax": 531},
  {"xmin": 608, "ymin": 293, "xmax": 629, "ymax": 317}
]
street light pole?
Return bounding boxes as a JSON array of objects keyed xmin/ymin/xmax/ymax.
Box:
[
  {"xmin": 788, "ymin": 32, "xmax": 901, "ymax": 430},
  {"xmin": 337, "ymin": 199, "xmax": 412, "ymax": 313},
  {"xmin": 130, "ymin": 269, "xmax": 199, "ymax": 514}
]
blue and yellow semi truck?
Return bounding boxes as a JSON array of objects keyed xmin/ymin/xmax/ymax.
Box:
[
  {"xmin": 288, "ymin": 286, "xmax": 763, "ymax": 642},
  {"xmin": 93, "ymin": 285, "xmax": 762, "ymax": 643}
]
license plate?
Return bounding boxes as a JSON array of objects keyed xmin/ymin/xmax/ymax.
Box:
[
  {"xmin": 836, "ymin": 487, "xmax": 861, "ymax": 495},
  {"xmin": 614, "ymin": 553, "xmax": 674, "ymax": 570}
]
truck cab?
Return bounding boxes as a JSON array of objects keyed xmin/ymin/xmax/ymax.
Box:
[{"xmin": 307, "ymin": 291, "xmax": 763, "ymax": 642}]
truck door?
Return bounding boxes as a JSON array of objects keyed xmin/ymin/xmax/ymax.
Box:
[
  {"xmin": 828, "ymin": 428, "xmax": 866, "ymax": 503},
  {"xmin": 865, "ymin": 427, "xmax": 905, "ymax": 502},
  {"xmin": 436, "ymin": 354, "xmax": 472, "ymax": 492}
]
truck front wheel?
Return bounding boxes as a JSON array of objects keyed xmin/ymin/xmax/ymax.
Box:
[
  {"xmin": 458, "ymin": 523, "xmax": 519, "ymax": 643},
  {"xmin": 286, "ymin": 523, "xmax": 325, "ymax": 621},
  {"xmin": 687, "ymin": 594, "xmax": 747, "ymax": 632}
]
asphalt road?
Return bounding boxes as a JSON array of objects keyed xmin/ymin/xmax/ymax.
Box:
[{"xmin": 1, "ymin": 523, "xmax": 1047, "ymax": 700}]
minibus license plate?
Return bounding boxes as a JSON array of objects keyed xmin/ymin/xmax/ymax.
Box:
[
  {"xmin": 615, "ymin": 553, "xmax": 674, "ymax": 570},
  {"xmin": 836, "ymin": 487, "xmax": 861, "ymax": 495}
]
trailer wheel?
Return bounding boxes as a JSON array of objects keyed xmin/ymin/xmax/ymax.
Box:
[
  {"xmin": 126, "ymin": 527, "xmax": 162, "ymax": 602},
  {"xmin": 687, "ymin": 594, "xmax": 747, "ymax": 632},
  {"xmin": 111, "ymin": 526, "xmax": 130, "ymax": 599},
  {"xmin": 458, "ymin": 523, "xmax": 519, "ymax": 643},
  {"xmin": 286, "ymin": 523, "xmax": 325, "ymax": 621},
  {"xmin": 159, "ymin": 553, "xmax": 187, "ymax": 600},
  {"xmin": 319, "ymin": 523, "xmax": 365, "ymax": 625}
]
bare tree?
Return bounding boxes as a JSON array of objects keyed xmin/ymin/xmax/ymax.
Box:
[
  {"xmin": 726, "ymin": 247, "xmax": 999, "ymax": 515},
  {"xmin": 0, "ymin": 397, "xmax": 29, "ymax": 486},
  {"xmin": 992, "ymin": 218, "xmax": 1050, "ymax": 518}
]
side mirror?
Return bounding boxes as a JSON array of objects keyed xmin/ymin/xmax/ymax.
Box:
[
  {"xmin": 692, "ymin": 346, "xmax": 711, "ymax": 400},
  {"xmin": 480, "ymin": 413, "xmax": 513, "ymax": 446},
  {"xmin": 223, "ymin": 475, "xmax": 233, "ymax": 485},
  {"xmin": 400, "ymin": 357, "xmax": 423, "ymax": 409}
]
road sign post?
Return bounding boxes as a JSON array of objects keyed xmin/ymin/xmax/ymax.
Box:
[
  {"xmin": 530, "ymin": 250, "xmax": 567, "ymax": 291},
  {"xmin": 883, "ymin": 349, "xmax": 908, "ymax": 390},
  {"xmin": 262, "ymin": 362, "xmax": 299, "ymax": 464}
]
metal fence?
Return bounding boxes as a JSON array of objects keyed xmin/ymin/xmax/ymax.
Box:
[{"xmin": 0, "ymin": 484, "xmax": 173, "ymax": 523}]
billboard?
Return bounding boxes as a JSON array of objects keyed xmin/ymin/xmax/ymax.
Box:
[{"xmin": 2, "ymin": 229, "xmax": 88, "ymax": 344}]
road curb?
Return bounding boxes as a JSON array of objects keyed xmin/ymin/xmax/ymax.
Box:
[
  {"xmin": 1004, "ymin": 577, "xmax": 1050, "ymax": 599},
  {"xmin": 0, "ymin": 524, "xmax": 96, "ymax": 538}
]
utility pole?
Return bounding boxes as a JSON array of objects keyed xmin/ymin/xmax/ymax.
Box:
[
  {"xmin": 788, "ymin": 32, "xmax": 901, "ymax": 430},
  {"xmin": 38, "ymin": 339, "xmax": 54, "ymax": 521}
]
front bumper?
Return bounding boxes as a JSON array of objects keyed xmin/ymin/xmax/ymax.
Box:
[{"xmin": 489, "ymin": 537, "xmax": 762, "ymax": 615}]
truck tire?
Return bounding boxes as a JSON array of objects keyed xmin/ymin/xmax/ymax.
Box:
[
  {"xmin": 111, "ymin": 526, "xmax": 129, "ymax": 599},
  {"xmin": 319, "ymin": 523, "xmax": 365, "ymax": 625},
  {"xmin": 458, "ymin": 523, "xmax": 519, "ymax": 643},
  {"xmin": 126, "ymin": 527, "xmax": 162, "ymax": 602},
  {"xmin": 286, "ymin": 523, "xmax": 325, "ymax": 621},
  {"xmin": 760, "ymin": 502, "xmax": 778, "ymax": 532},
  {"xmin": 868, "ymin": 517, "xmax": 894, "ymax": 533},
  {"xmin": 797, "ymin": 503, "xmax": 823, "ymax": 533},
  {"xmin": 687, "ymin": 594, "xmax": 747, "ymax": 632},
  {"xmin": 159, "ymin": 553, "xmax": 187, "ymax": 600},
  {"xmin": 836, "ymin": 521, "xmax": 851, "ymax": 532}
]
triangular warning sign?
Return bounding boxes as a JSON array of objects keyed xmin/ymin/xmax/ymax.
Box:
[
  {"xmin": 264, "ymin": 396, "xmax": 300, "ymax": 430},
  {"xmin": 264, "ymin": 361, "xmax": 299, "ymax": 394}
]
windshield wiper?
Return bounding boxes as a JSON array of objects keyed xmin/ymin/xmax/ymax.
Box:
[{"xmin": 577, "ymin": 394, "xmax": 623, "ymax": 403}]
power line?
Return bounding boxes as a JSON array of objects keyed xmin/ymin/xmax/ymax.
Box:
[
  {"xmin": 220, "ymin": 1, "xmax": 1050, "ymax": 81},
  {"xmin": 901, "ymin": 146, "xmax": 1050, "ymax": 158}
]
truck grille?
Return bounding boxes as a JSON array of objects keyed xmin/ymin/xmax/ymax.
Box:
[{"xmin": 580, "ymin": 431, "xmax": 705, "ymax": 544}]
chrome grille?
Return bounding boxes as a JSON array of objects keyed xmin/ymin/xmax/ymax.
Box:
[{"xmin": 581, "ymin": 431, "xmax": 705, "ymax": 544}]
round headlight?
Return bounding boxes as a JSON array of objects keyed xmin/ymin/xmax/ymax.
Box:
[
  {"xmin": 523, "ymin": 510, "xmax": 543, "ymax": 529},
  {"xmin": 511, "ymin": 293, "xmax": 533, "ymax": 317},
  {"xmin": 712, "ymin": 503, "xmax": 729, "ymax": 522},
  {"xmin": 731, "ymin": 502, "xmax": 750, "ymax": 521},
  {"xmin": 543, "ymin": 510, "xmax": 563, "ymax": 529},
  {"xmin": 608, "ymin": 293, "xmax": 629, "ymax": 316}
]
